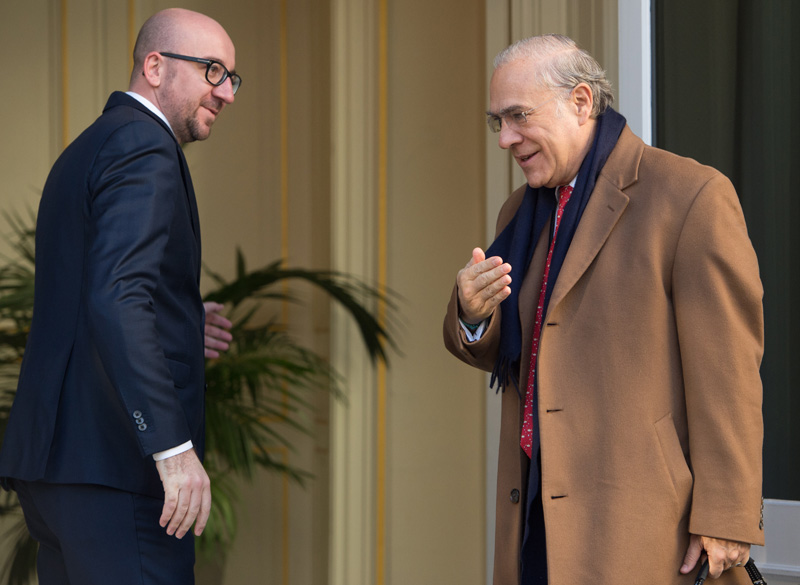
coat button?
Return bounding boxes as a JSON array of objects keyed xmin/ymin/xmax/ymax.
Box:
[
  {"xmin": 135, "ymin": 417, "xmax": 145, "ymax": 424},
  {"xmin": 510, "ymin": 489, "xmax": 520, "ymax": 504},
  {"xmin": 138, "ymin": 423, "xmax": 147, "ymax": 431},
  {"xmin": 133, "ymin": 410, "xmax": 142, "ymax": 419}
]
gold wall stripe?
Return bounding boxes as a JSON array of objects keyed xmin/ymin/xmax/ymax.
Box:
[
  {"xmin": 61, "ymin": 0, "xmax": 69, "ymax": 149},
  {"xmin": 282, "ymin": 450, "xmax": 291, "ymax": 585},
  {"xmin": 376, "ymin": 0, "xmax": 389, "ymax": 583},
  {"xmin": 279, "ymin": 2, "xmax": 291, "ymax": 585},
  {"xmin": 280, "ymin": 0, "xmax": 290, "ymax": 268},
  {"xmin": 128, "ymin": 0, "xmax": 136, "ymax": 74},
  {"xmin": 279, "ymin": 0, "xmax": 291, "ymax": 342},
  {"xmin": 263, "ymin": 445, "xmax": 291, "ymax": 582}
]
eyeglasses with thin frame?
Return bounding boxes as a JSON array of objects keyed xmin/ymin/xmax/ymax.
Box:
[
  {"xmin": 486, "ymin": 95, "xmax": 559, "ymax": 133},
  {"xmin": 159, "ymin": 52, "xmax": 242, "ymax": 95}
]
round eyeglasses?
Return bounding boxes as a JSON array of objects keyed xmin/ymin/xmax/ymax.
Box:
[
  {"xmin": 486, "ymin": 95, "xmax": 558, "ymax": 133},
  {"xmin": 160, "ymin": 52, "xmax": 242, "ymax": 95}
]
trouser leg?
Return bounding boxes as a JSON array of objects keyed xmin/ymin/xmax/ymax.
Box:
[
  {"xmin": 14, "ymin": 480, "xmax": 70, "ymax": 585},
  {"xmin": 520, "ymin": 451, "xmax": 548, "ymax": 585},
  {"xmin": 13, "ymin": 480, "xmax": 195, "ymax": 585}
]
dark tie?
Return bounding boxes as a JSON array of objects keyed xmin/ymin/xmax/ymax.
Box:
[{"xmin": 520, "ymin": 185, "xmax": 573, "ymax": 458}]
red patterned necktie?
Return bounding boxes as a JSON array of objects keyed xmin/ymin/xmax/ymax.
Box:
[{"xmin": 520, "ymin": 185, "xmax": 573, "ymax": 458}]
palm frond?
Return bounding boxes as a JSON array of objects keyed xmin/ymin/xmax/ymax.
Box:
[{"xmin": 203, "ymin": 250, "xmax": 398, "ymax": 364}]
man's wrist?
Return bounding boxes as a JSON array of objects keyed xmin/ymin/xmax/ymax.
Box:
[
  {"xmin": 459, "ymin": 315, "xmax": 489, "ymax": 342},
  {"xmin": 459, "ymin": 318, "xmax": 482, "ymax": 332},
  {"xmin": 153, "ymin": 440, "xmax": 193, "ymax": 461}
]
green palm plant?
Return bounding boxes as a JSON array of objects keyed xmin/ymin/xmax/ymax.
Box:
[
  {"xmin": 0, "ymin": 213, "xmax": 395, "ymax": 582},
  {"xmin": 0, "ymin": 211, "xmax": 37, "ymax": 585}
]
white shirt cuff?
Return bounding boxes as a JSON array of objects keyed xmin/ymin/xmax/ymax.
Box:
[
  {"xmin": 459, "ymin": 318, "xmax": 487, "ymax": 342},
  {"xmin": 152, "ymin": 440, "xmax": 193, "ymax": 461}
]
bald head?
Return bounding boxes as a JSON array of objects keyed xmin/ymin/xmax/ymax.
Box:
[
  {"xmin": 128, "ymin": 8, "xmax": 237, "ymax": 144},
  {"xmin": 130, "ymin": 9, "xmax": 231, "ymax": 84}
]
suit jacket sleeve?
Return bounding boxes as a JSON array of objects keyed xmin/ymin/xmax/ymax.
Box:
[
  {"xmin": 673, "ymin": 172, "xmax": 764, "ymax": 544},
  {"xmin": 85, "ymin": 120, "xmax": 192, "ymax": 457}
]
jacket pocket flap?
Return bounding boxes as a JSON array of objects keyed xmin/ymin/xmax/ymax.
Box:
[{"xmin": 166, "ymin": 358, "xmax": 190, "ymax": 388}]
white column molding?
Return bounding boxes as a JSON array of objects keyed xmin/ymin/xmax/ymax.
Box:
[
  {"xmin": 617, "ymin": 0, "xmax": 652, "ymax": 144},
  {"xmin": 485, "ymin": 0, "xmax": 513, "ymax": 234},
  {"xmin": 484, "ymin": 6, "xmax": 508, "ymax": 581},
  {"xmin": 602, "ymin": 0, "xmax": 620, "ymax": 107},
  {"xmin": 329, "ymin": 0, "xmax": 379, "ymax": 584},
  {"xmin": 511, "ymin": 0, "xmax": 568, "ymax": 41}
]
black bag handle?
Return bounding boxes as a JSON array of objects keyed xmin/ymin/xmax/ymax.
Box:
[{"xmin": 695, "ymin": 558, "xmax": 767, "ymax": 585}]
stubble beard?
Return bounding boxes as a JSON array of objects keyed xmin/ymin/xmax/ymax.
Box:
[
  {"xmin": 165, "ymin": 88, "xmax": 220, "ymax": 145},
  {"xmin": 176, "ymin": 104, "xmax": 212, "ymax": 145},
  {"xmin": 186, "ymin": 100, "xmax": 220, "ymax": 143}
]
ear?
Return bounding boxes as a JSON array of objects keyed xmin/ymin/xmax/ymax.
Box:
[
  {"xmin": 571, "ymin": 83, "xmax": 594, "ymax": 125},
  {"xmin": 141, "ymin": 52, "xmax": 165, "ymax": 89}
]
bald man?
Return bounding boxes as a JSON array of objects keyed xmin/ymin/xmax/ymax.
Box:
[{"xmin": 0, "ymin": 9, "xmax": 240, "ymax": 584}]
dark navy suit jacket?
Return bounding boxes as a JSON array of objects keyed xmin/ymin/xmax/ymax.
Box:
[{"xmin": 0, "ymin": 92, "xmax": 206, "ymax": 499}]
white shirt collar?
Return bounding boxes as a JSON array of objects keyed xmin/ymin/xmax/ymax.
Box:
[{"xmin": 125, "ymin": 92, "xmax": 174, "ymax": 135}]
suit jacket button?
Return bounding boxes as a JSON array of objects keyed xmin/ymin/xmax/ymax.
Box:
[
  {"xmin": 138, "ymin": 423, "xmax": 147, "ymax": 431},
  {"xmin": 135, "ymin": 417, "xmax": 145, "ymax": 424},
  {"xmin": 133, "ymin": 410, "xmax": 143, "ymax": 419},
  {"xmin": 510, "ymin": 489, "xmax": 520, "ymax": 504}
]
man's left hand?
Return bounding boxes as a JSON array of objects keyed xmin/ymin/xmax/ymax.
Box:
[
  {"xmin": 680, "ymin": 534, "xmax": 750, "ymax": 579},
  {"xmin": 203, "ymin": 301, "xmax": 233, "ymax": 358},
  {"xmin": 155, "ymin": 448, "xmax": 211, "ymax": 538}
]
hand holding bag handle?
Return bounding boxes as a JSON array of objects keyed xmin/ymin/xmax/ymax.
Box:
[{"xmin": 694, "ymin": 559, "xmax": 767, "ymax": 585}]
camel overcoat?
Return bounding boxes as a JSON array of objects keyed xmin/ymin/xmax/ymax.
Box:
[{"xmin": 444, "ymin": 127, "xmax": 764, "ymax": 585}]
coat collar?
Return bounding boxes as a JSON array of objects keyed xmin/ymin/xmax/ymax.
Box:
[{"xmin": 103, "ymin": 91, "xmax": 177, "ymax": 143}]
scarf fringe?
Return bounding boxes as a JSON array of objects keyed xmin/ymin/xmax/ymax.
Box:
[{"xmin": 490, "ymin": 356, "xmax": 522, "ymax": 399}]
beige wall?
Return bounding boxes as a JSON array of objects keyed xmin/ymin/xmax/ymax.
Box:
[{"xmin": 385, "ymin": 0, "xmax": 487, "ymax": 582}]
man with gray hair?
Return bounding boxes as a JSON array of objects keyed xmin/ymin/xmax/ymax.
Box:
[{"xmin": 444, "ymin": 34, "xmax": 764, "ymax": 584}]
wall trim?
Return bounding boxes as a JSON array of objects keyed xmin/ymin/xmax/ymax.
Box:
[
  {"xmin": 61, "ymin": 0, "xmax": 69, "ymax": 148},
  {"xmin": 329, "ymin": 0, "xmax": 380, "ymax": 583},
  {"xmin": 750, "ymin": 499, "xmax": 800, "ymax": 584},
  {"xmin": 617, "ymin": 0, "xmax": 652, "ymax": 145}
]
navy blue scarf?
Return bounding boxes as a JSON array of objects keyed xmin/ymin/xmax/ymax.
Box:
[{"xmin": 486, "ymin": 108, "xmax": 627, "ymax": 394}]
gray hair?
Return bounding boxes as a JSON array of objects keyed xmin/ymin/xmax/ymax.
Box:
[{"xmin": 494, "ymin": 34, "xmax": 614, "ymax": 117}]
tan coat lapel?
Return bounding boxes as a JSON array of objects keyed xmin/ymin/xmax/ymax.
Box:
[{"xmin": 547, "ymin": 127, "xmax": 642, "ymax": 313}]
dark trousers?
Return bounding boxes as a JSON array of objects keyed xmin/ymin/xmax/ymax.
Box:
[
  {"xmin": 520, "ymin": 452, "xmax": 548, "ymax": 585},
  {"xmin": 13, "ymin": 480, "xmax": 195, "ymax": 585}
]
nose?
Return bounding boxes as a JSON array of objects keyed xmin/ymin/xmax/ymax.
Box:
[
  {"xmin": 212, "ymin": 77, "xmax": 236, "ymax": 104},
  {"xmin": 497, "ymin": 123, "xmax": 522, "ymax": 150}
]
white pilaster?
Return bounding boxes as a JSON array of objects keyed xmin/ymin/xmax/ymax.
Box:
[
  {"xmin": 617, "ymin": 0, "xmax": 652, "ymax": 145},
  {"xmin": 329, "ymin": 0, "xmax": 379, "ymax": 583}
]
